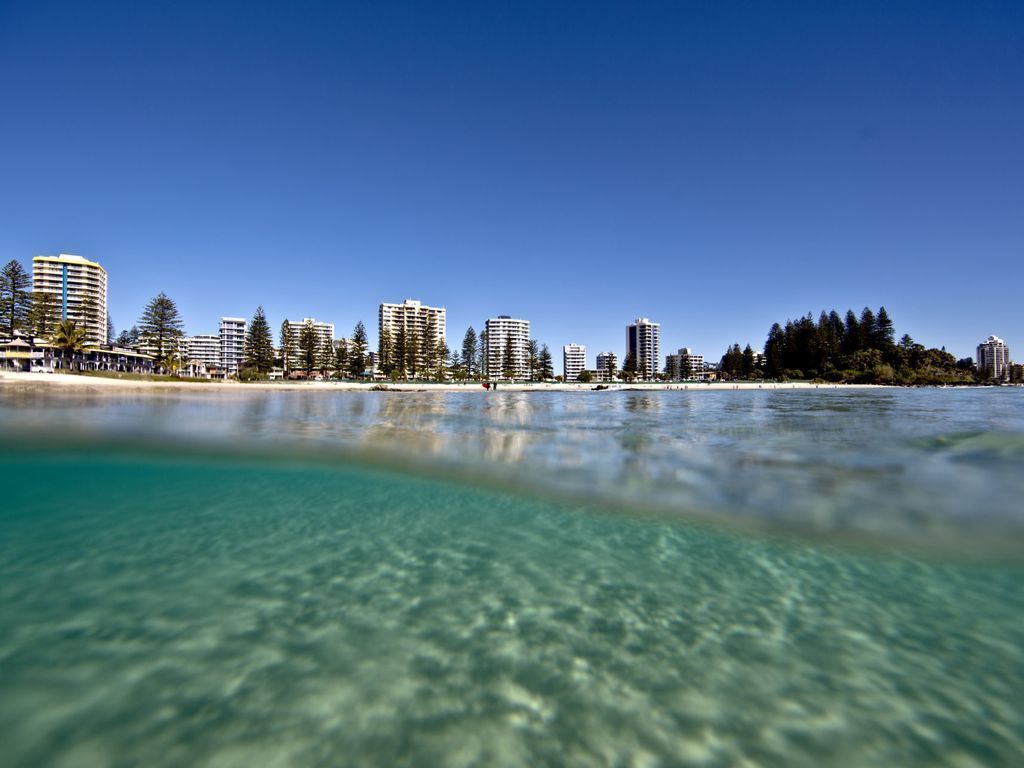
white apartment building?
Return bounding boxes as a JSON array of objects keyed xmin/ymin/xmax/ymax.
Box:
[
  {"xmin": 284, "ymin": 318, "xmax": 335, "ymax": 369},
  {"xmin": 220, "ymin": 317, "xmax": 246, "ymax": 375},
  {"xmin": 563, "ymin": 343, "xmax": 586, "ymax": 382},
  {"xmin": 378, "ymin": 298, "xmax": 447, "ymax": 373},
  {"xmin": 182, "ymin": 335, "xmax": 220, "ymax": 368},
  {"xmin": 32, "ymin": 253, "xmax": 108, "ymax": 345},
  {"xmin": 485, "ymin": 315, "xmax": 530, "ymax": 379},
  {"xmin": 977, "ymin": 335, "xmax": 1011, "ymax": 381},
  {"xmin": 665, "ymin": 347, "xmax": 705, "ymax": 380},
  {"xmin": 596, "ymin": 351, "xmax": 618, "ymax": 375},
  {"xmin": 626, "ymin": 318, "xmax": 661, "ymax": 380}
]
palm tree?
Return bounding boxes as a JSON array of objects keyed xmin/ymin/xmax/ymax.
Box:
[{"xmin": 52, "ymin": 319, "xmax": 88, "ymax": 370}]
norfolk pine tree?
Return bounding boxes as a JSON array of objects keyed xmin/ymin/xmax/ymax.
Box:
[
  {"xmin": 1, "ymin": 259, "xmax": 32, "ymax": 336},
  {"xmin": 348, "ymin": 321, "xmax": 368, "ymax": 378},
  {"xmin": 138, "ymin": 292, "xmax": 184, "ymax": 372},
  {"xmin": 244, "ymin": 306, "xmax": 275, "ymax": 373}
]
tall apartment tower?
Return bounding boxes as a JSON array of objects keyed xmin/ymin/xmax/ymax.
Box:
[
  {"xmin": 32, "ymin": 254, "xmax": 108, "ymax": 345},
  {"xmin": 977, "ymin": 335, "xmax": 1011, "ymax": 381},
  {"xmin": 563, "ymin": 343, "xmax": 586, "ymax": 382},
  {"xmin": 626, "ymin": 317, "xmax": 661, "ymax": 380},
  {"xmin": 378, "ymin": 299, "xmax": 447, "ymax": 373},
  {"xmin": 596, "ymin": 352, "xmax": 618, "ymax": 376},
  {"xmin": 220, "ymin": 317, "xmax": 246, "ymax": 375},
  {"xmin": 485, "ymin": 315, "xmax": 530, "ymax": 379},
  {"xmin": 284, "ymin": 318, "xmax": 335, "ymax": 369}
]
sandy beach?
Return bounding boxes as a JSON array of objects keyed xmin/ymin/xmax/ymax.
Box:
[{"xmin": 0, "ymin": 371, "xmax": 873, "ymax": 393}]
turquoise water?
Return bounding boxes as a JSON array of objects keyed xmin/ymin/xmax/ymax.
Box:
[{"xmin": 1, "ymin": 388, "xmax": 1023, "ymax": 765}]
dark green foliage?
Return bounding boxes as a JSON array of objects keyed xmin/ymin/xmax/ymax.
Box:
[
  {"xmin": 1, "ymin": 259, "xmax": 33, "ymax": 336},
  {"xmin": 539, "ymin": 344, "xmax": 554, "ymax": 380},
  {"xmin": 29, "ymin": 291, "xmax": 61, "ymax": 338},
  {"xmin": 501, "ymin": 335, "xmax": 516, "ymax": 379},
  {"xmin": 577, "ymin": 369, "xmax": 593, "ymax": 383},
  {"xmin": 279, "ymin": 320, "xmax": 292, "ymax": 374},
  {"xmin": 679, "ymin": 351, "xmax": 693, "ymax": 380},
  {"xmin": 394, "ymin": 324, "xmax": 408, "ymax": 378},
  {"xmin": 318, "ymin": 335, "xmax": 335, "ymax": 377},
  {"xmin": 377, "ymin": 327, "xmax": 394, "ymax": 378},
  {"xmin": 760, "ymin": 306, "xmax": 975, "ymax": 384},
  {"xmin": 116, "ymin": 326, "xmax": 140, "ymax": 347},
  {"xmin": 622, "ymin": 351, "xmax": 637, "ymax": 381},
  {"xmin": 138, "ymin": 292, "xmax": 184, "ymax": 370},
  {"xmin": 336, "ymin": 339, "xmax": 350, "ymax": 378},
  {"xmin": 244, "ymin": 306, "xmax": 275, "ymax": 373},
  {"xmin": 526, "ymin": 338, "xmax": 539, "ymax": 381},
  {"xmin": 298, "ymin": 321, "xmax": 318, "ymax": 376},
  {"xmin": 461, "ymin": 327, "xmax": 477, "ymax": 377},
  {"xmin": 348, "ymin": 321, "xmax": 368, "ymax": 378},
  {"xmin": 477, "ymin": 330, "xmax": 488, "ymax": 378}
]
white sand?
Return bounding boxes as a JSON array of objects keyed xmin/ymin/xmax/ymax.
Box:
[{"xmin": 0, "ymin": 371, "xmax": 874, "ymax": 393}]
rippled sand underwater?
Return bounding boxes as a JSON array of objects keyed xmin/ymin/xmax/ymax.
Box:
[{"xmin": 2, "ymin": 442, "xmax": 1022, "ymax": 767}]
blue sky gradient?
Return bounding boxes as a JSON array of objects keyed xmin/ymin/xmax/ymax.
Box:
[{"xmin": 1, "ymin": 0, "xmax": 1021, "ymax": 363}]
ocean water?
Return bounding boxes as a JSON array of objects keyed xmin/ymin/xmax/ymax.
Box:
[{"xmin": 1, "ymin": 387, "xmax": 1022, "ymax": 766}]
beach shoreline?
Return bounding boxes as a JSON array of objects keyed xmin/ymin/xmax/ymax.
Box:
[{"xmin": 0, "ymin": 371, "xmax": 884, "ymax": 393}]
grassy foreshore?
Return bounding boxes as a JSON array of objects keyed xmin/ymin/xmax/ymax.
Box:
[{"xmin": 0, "ymin": 371, "xmax": 877, "ymax": 392}]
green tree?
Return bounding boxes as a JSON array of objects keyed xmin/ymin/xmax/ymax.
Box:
[
  {"xmin": 539, "ymin": 344, "xmax": 554, "ymax": 380},
  {"xmin": 116, "ymin": 326, "xmax": 140, "ymax": 347},
  {"xmin": 298, "ymin": 321, "xmax": 318, "ymax": 376},
  {"xmin": 434, "ymin": 339, "xmax": 450, "ymax": 380},
  {"xmin": 407, "ymin": 321, "xmax": 420, "ymax": 378},
  {"xmin": 477, "ymin": 330, "xmax": 488, "ymax": 379},
  {"xmin": 742, "ymin": 344, "xmax": 755, "ymax": 379},
  {"xmin": 874, "ymin": 306, "xmax": 895, "ymax": 350},
  {"xmin": 526, "ymin": 338, "xmax": 540, "ymax": 381},
  {"xmin": 29, "ymin": 291, "xmax": 61, "ymax": 339},
  {"xmin": 377, "ymin": 327, "xmax": 393, "ymax": 378},
  {"xmin": 461, "ymin": 327, "xmax": 477, "ymax": 378},
  {"xmin": 244, "ymin": 306, "xmax": 275, "ymax": 373},
  {"xmin": 394, "ymin": 324, "xmax": 408, "ymax": 378},
  {"xmin": 349, "ymin": 321, "xmax": 368, "ymax": 378},
  {"xmin": 1, "ymin": 259, "xmax": 33, "ymax": 337},
  {"xmin": 679, "ymin": 351, "xmax": 693, "ymax": 380},
  {"xmin": 279, "ymin": 320, "xmax": 292, "ymax": 376},
  {"xmin": 622, "ymin": 351, "xmax": 637, "ymax": 381},
  {"xmin": 501, "ymin": 334, "xmax": 516, "ymax": 379},
  {"xmin": 577, "ymin": 369, "xmax": 593, "ymax": 383},
  {"xmin": 138, "ymin": 292, "xmax": 184, "ymax": 371},
  {"xmin": 335, "ymin": 339, "xmax": 350, "ymax": 378},
  {"xmin": 318, "ymin": 335, "xmax": 335, "ymax": 378},
  {"xmin": 52, "ymin": 319, "xmax": 88, "ymax": 369}
]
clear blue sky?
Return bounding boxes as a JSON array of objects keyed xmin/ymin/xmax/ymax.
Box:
[{"xmin": 1, "ymin": 0, "xmax": 1021, "ymax": 364}]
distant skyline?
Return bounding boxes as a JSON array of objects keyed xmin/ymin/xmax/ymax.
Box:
[{"xmin": 1, "ymin": 1, "xmax": 1021, "ymax": 362}]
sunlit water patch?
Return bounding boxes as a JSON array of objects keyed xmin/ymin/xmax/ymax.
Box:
[{"xmin": 1, "ymin": 442, "xmax": 1022, "ymax": 766}]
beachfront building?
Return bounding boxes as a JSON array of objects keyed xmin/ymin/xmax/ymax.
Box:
[
  {"xmin": 563, "ymin": 344, "xmax": 586, "ymax": 382},
  {"xmin": 284, "ymin": 318, "xmax": 335, "ymax": 370},
  {"xmin": 378, "ymin": 298, "xmax": 447, "ymax": 375},
  {"xmin": 182, "ymin": 335, "xmax": 220, "ymax": 369},
  {"xmin": 485, "ymin": 315, "xmax": 530, "ymax": 379},
  {"xmin": 32, "ymin": 253, "xmax": 108, "ymax": 346},
  {"xmin": 626, "ymin": 318, "xmax": 661, "ymax": 380},
  {"xmin": 665, "ymin": 347, "xmax": 705, "ymax": 380},
  {"xmin": 596, "ymin": 351, "xmax": 618, "ymax": 377},
  {"xmin": 1, "ymin": 332, "xmax": 154, "ymax": 374},
  {"xmin": 977, "ymin": 335, "xmax": 1011, "ymax": 381},
  {"xmin": 219, "ymin": 317, "xmax": 246, "ymax": 375}
]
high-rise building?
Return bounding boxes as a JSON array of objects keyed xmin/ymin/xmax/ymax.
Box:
[
  {"xmin": 563, "ymin": 343, "xmax": 586, "ymax": 382},
  {"xmin": 284, "ymin": 318, "xmax": 335, "ymax": 369},
  {"xmin": 485, "ymin": 315, "xmax": 530, "ymax": 379},
  {"xmin": 378, "ymin": 298, "xmax": 447, "ymax": 374},
  {"xmin": 977, "ymin": 335, "xmax": 1011, "ymax": 381},
  {"xmin": 220, "ymin": 317, "xmax": 246, "ymax": 375},
  {"xmin": 32, "ymin": 253, "xmax": 108, "ymax": 345},
  {"xmin": 596, "ymin": 351, "xmax": 618, "ymax": 376},
  {"xmin": 182, "ymin": 335, "xmax": 220, "ymax": 368},
  {"xmin": 626, "ymin": 318, "xmax": 661, "ymax": 380}
]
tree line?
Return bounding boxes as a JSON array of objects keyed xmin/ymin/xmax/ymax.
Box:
[{"xmin": 718, "ymin": 306, "xmax": 979, "ymax": 384}]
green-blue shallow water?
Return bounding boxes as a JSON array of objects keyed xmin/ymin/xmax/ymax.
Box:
[{"xmin": 1, "ymin": 387, "xmax": 1023, "ymax": 765}]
